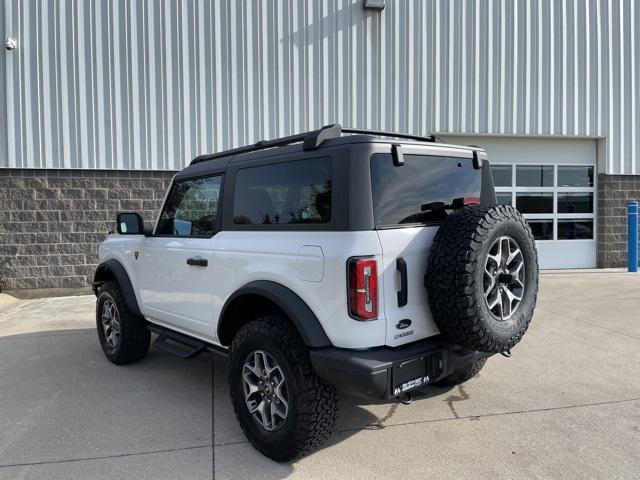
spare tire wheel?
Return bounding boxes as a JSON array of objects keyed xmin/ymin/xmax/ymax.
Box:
[{"xmin": 425, "ymin": 204, "xmax": 539, "ymax": 354}]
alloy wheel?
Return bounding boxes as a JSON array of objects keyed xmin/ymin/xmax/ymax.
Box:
[
  {"xmin": 101, "ymin": 299, "xmax": 121, "ymax": 348},
  {"xmin": 242, "ymin": 350, "xmax": 289, "ymax": 432},
  {"xmin": 483, "ymin": 235, "xmax": 526, "ymax": 321}
]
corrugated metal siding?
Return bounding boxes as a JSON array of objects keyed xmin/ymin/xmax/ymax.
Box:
[{"xmin": 1, "ymin": 0, "xmax": 638, "ymax": 173}]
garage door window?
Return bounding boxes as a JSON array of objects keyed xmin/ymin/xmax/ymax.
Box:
[{"xmin": 491, "ymin": 164, "xmax": 595, "ymax": 241}]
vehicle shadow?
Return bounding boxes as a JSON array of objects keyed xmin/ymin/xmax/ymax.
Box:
[
  {"xmin": 0, "ymin": 327, "xmax": 454, "ymax": 480},
  {"xmin": 0, "ymin": 326, "xmax": 391, "ymax": 480}
]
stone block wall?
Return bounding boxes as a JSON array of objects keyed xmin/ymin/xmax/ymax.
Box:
[
  {"xmin": 2, "ymin": 169, "xmax": 639, "ymax": 290},
  {"xmin": 597, "ymin": 173, "xmax": 640, "ymax": 268},
  {"xmin": 0, "ymin": 169, "xmax": 176, "ymax": 291}
]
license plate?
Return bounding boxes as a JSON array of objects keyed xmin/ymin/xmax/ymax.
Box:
[{"xmin": 393, "ymin": 375, "xmax": 429, "ymax": 396}]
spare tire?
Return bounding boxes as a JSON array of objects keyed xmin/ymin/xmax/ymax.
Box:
[{"xmin": 425, "ymin": 204, "xmax": 538, "ymax": 353}]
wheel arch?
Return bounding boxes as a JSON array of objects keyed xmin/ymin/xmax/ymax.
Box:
[
  {"xmin": 217, "ymin": 280, "xmax": 332, "ymax": 348},
  {"xmin": 93, "ymin": 259, "xmax": 142, "ymax": 317}
]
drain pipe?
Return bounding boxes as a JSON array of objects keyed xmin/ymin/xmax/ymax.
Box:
[{"xmin": 629, "ymin": 201, "xmax": 638, "ymax": 273}]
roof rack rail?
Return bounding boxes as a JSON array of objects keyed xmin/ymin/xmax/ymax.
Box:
[
  {"xmin": 341, "ymin": 127, "xmax": 436, "ymax": 143},
  {"xmin": 190, "ymin": 124, "xmax": 342, "ymax": 165},
  {"xmin": 190, "ymin": 123, "xmax": 436, "ymax": 165}
]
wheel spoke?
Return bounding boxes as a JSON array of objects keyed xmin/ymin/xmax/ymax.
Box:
[
  {"xmin": 244, "ymin": 363, "xmax": 261, "ymax": 378},
  {"xmin": 271, "ymin": 400, "xmax": 286, "ymax": 423},
  {"xmin": 243, "ymin": 370, "xmax": 260, "ymax": 395},
  {"xmin": 257, "ymin": 400, "xmax": 270, "ymax": 430},
  {"xmin": 487, "ymin": 241, "xmax": 502, "ymax": 267},
  {"xmin": 254, "ymin": 351, "xmax": 267, "ymax": 377},
  {"xmin": 506, "ymin": 246, "xmax": 522, "ymax": 266},
  {"xmin": 504, "ymin": 285, "xmax": 523, "ymax": 303},
  {"xmin": 501, "ymin": 289, "xmax": 512, "ymax": 319},
  {"xmin": 484, "ymin": 274, "xmax": 496, "ymax": 298},
  {"xmin": 487, "ymin": 290, "xmax": 501, "ymax": 310},
  {"xmin": 274, "ymin": 378, "xmax": 288, "ymax": 410},
  {"xmin": 247, "ymin": 398, "xmax": 262, "ymax": 414}
]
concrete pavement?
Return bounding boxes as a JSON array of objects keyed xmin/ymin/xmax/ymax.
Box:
[{"xmin": 0, "ymin": 272, "xmax": 639, "ymax": 479}]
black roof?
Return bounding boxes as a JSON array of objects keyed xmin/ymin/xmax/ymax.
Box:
[
  {"xmin": 176, "ymin": 124, "xmax": 481, "ymax": 180},
  {"xmin": 189, "ymin": 124, "xmax": 437, "ymax": 166}
]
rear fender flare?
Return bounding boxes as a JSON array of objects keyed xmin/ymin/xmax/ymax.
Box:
[{"xmin": 217, "ymin": 280, "xmax": 332, "ymax": 348}]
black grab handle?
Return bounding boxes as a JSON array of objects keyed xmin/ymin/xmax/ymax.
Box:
[
  {"xmin": 396, "ymin": 257, "xmax": 408, "ymax": 307},
  {"xmin": 186, "ymin": 258, "xmax": 208, "ymax": 267}
]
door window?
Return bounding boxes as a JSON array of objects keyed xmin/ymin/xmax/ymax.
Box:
[
  {"xmin": 232, "ymin": 157, "xmax": 332, "ymax": 226},
  {"xmin": 490, "ymin": 164, "xmax": 595, "ymax": 241},
  {"xmin": 156, "ymin": 176, "xmax": 222, "ymax": 236}
]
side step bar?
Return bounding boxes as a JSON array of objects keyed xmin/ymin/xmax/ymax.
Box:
[{"xmin": 148, "ymin": 324, "xmax": 210, "ymax": 359}]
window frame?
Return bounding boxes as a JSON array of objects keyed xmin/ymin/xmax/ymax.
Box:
[
  {"xmin": 152, "ymin": 174, "xmax": 224, "ymax": 239},
  {"xmin": 369, "ymin": 149, "xmax": 480, "ymax": 229},
  {"xmin": 221, "ymin": 153, "xmax": 345, "ymax": 232},
  {"xmin": 491, "ymin": 163, "xmax": 596, "ymax": 242}
]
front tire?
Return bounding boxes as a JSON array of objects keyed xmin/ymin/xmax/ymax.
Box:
[
  {"xmin": 96, "ymin": 281, "xmax": 150, "ymax": 365},
  {"xmin": 229, "ymin": 315, "xmax": 338, "ymax": 462}
]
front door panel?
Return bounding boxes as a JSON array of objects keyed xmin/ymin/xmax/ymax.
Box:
[{"xmin": 139, "ymin": 237, "xmax": 215, "ymax": 340}]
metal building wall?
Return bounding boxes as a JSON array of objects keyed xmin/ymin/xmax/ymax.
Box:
[{"xmin": 1, "ymin": 0, "xmax": 638, "ymax": 173}]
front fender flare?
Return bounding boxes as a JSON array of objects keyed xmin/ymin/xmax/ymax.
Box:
[{"xmin": 93, "ymin": 259, "xmax": 142, "ymax": 317}]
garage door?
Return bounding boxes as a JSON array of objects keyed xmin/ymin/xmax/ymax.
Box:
[{"xmin": 442, "ymin": 137, "xmax": 597, "ymax": 269}]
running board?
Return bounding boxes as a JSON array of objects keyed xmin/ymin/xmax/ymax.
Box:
[{"xmin": 148, "ymin": 325, "xmax": 208, "ymax": 359}]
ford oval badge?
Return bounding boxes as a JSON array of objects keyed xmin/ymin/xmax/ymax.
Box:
[{"xmin": 396, "ymin": 319, "xmax": 412, "ymax": 330}]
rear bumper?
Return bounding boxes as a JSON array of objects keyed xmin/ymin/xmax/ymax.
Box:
[{"xmin": 309, "ymin": 337, "xmax": 491, "ymax": 400}]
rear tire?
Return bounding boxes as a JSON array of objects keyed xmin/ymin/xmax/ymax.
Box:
[
  {"xmin": 432, "ymin": 358, "xmax": 487, "ymax": 388},
  {"xmin": 229, "ymin": 314, "xmax": 338, "ymax": 462},
  {"xmin": 96, "ymin": 281, "xmax": 150, "ymax": 365}
]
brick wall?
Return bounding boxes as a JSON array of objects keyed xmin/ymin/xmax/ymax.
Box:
[
  {"xmin": 0, "ymin": 169, "xmax": 176, "ymax": 291},
  {"xmin": 597, "ymin": 173, "xmax": 640, "ymax": 268}
]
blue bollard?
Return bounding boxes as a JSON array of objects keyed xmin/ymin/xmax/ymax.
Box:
[{"xmin": 629, "ymin": 201, "xmax": 639, "ymax": 273}]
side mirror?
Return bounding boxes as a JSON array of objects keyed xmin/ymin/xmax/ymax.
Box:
[{"xmin": 117, "ymin": 212, "xmax": 145, "ymax": 235}]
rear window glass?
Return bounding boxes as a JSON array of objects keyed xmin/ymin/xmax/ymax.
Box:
[
  {"xmin": 233, "ymin": 157, "xmax": 332, "ymax": 225},
  {"xmin": 370, "ymin": 153, "xmax": 481, "ymax": 227}
]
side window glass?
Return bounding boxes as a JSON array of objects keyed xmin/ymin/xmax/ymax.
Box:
[
  {"xmin": 232, "ymin": 157, "xmax": 332, "ymax": 225},
  {"xmin": 157, "ymin": 176, "xmax": 222, "ymax": 236}
]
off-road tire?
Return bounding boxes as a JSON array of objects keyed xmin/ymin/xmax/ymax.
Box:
[
  {"xmin": 229, "ymin": 315, "xmax": 338, "ymax": 462},
  {"xmin": 426, "ymin": 204, "xmax": 538, "ymax": 353},
  {"xmin": 432, "ymin": 358, "xmax": 488, "ymax": 387},
  {"xmin": 96, "ymin": 281, "xmax": 150, "ymax": 365}
]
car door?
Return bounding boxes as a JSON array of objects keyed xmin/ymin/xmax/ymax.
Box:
[{"xmin": 138, "ymin": 175, "xmax": 222, "ymax": 341}]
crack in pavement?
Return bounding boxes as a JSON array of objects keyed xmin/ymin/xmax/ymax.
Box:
[
  {"xmin": 553, "ymin": 310, "xmax": 640, "ymax": 342},
  {"xmin": 3, "ymin": 397, "xmax": 639, "ymax": 468},
  {"xmin": 0, "ymin": 444, "xmax": 213, "ymax": 469}
]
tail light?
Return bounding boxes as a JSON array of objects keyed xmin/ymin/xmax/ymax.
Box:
[{"xmin": 347, "ymin": 257, "xmax": 378, "ymax": 320}]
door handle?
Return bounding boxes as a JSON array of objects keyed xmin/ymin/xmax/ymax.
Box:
[
  {"xmin": 186, "ymin": 257, "xmax": 208, "ymax": 267},
  {"xmin": 396, "ymin": 257, "xmax": 408, "ymax": 307}
]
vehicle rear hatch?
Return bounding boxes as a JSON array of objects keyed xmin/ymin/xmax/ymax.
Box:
[{"xmin": 371, "ymin": 147, "xmax": 484, "ymax": 346}]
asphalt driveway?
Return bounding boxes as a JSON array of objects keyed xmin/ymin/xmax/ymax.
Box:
[{"xmin": 0, "ymin": 272, "xmax": 639, "ymax": 479}]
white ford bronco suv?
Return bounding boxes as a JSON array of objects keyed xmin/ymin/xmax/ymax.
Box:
[{"xmin": 93, "ymin": 125, "xmax": 538, "ymax": 461}]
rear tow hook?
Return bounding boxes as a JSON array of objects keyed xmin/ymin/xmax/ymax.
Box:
[{"xmin": 396, "ymin": 393, "xmax": 413, "ymax": 405}]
